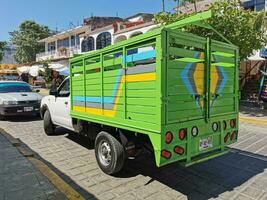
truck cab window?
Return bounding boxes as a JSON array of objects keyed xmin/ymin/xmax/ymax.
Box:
[{"xmin": 58, "ymin": 79, "xmax": 70, "ymax": 97}]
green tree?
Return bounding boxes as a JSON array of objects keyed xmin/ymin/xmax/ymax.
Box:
[
  {"xmin": 10, "ymin": 21, "xmax": 49, "ymax": 64},
  {"xmin": 155, "ymin": 0, "xmax": 267, "ymax": 60},
  {"xmin": 0, "ymin": 41, "xmax": 6, "ymax": 63}
]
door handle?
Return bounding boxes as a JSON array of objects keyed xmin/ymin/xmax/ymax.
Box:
[{"xmin": 65, "ymin": 101, "xmax": 68, "ymax": 105}]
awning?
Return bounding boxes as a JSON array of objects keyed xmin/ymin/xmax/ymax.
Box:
[
  {"xmin": 248, "ymin": 50, "xmax": 266, "ymax": 61},
  {"xmin": 17, "ymin": 66, "xmax": 30, "ymax": 75},
  {"xmin": 29, "ymin": 65, "xmax": 44, "ymax": 77},
  {"xmin": 49, "ymin": 63, "xmax": 69, "ymax": 76}
]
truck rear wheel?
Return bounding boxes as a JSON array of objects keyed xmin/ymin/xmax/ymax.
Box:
[
  {"xmin": 95, "ymin": 131, "xmax": 125, "ymax": 175},
  {"xmin": 44, "ymin": 110, "xmax": 55, "ymax": 136}
]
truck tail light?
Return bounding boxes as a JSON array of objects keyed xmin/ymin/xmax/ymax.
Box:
[
  {"xmin": 179, "ymin": 129, "xmax": 186, "ymax": 140},
  {"xmin": 230, "ymin": 119, "xmax": 236, "ymax": 128},
  {"xmin": 223, "ymin": 121, "xmax": 227, "ymax": 130},
  {"xmin": 224, "ymin": 133, "xmax": 230, "ymax": 143},
  {"xmin": 174, "ymin": 146, "xmax": 184, "ymax": 155},
  {"xmin": 192, "ymin": 126, "xmax": 198, "ymax": 137},
  {"xmin": 165, "ymin": 131, "xmax": 173, "ymax": 144},
  {"xmin": 212, "ymin": 122, "xmax": 219, "ymax": 132},
  {"xmin": 161, "ymin": 150, "xmax": 171, "ymax": 159},
  {"xmin": 231, "ymin": 131, "xmax": 237, "ymax": 140}
]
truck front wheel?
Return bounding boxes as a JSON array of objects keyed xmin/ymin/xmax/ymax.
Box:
[
  {"xmin": 95, "ymin": 131, "xmax": 125, "ymax": 175},
  {"xmin": 44, "ymin": 110, "xmax": 55, "ymax": 135}
]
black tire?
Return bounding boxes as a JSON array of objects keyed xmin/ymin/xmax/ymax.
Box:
[
  {"xmin": 43, "ymin": 110, "xmax": 55, "ymax": 135},
  {"xmin": 95, "ymin": 131, "xmax": 125, "ymax": 175}
]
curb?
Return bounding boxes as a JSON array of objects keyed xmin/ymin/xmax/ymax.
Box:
[
  {"xmin": 239, "ymin": 116, "xmax": 267, "ymax": 126},
  {"xmin": 0, "ymin": 128, "xmax": 85, "ymax": 200}
]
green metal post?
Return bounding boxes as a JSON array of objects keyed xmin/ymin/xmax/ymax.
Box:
[{"xmin": 205, "ymin": 37, "xmax": 211, "ymax": 122}]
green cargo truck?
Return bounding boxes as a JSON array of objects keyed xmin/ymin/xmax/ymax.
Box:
[{"xmin": 57, "ymin": 11, "xmax": 239, "ymax": 174}]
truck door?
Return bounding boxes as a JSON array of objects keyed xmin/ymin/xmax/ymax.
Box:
[
  {"xmin": 209, "ymin": 40, "xmax": 238, "ymax": 117},
  {"xmin": 52, "ymin": 78, "xmax": 72, "ymax": 129},
  {"xmin": 166, "ymin": 31, "xmax": 207, "ymax": 124}
]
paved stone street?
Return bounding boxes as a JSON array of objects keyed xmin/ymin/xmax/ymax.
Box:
[
  {"xmin": 0, "ymin": 117, "xmax": 266, "ymax": 200},
  {"xmin": 0, "ymin": 131, "xmax": 67, "ymax": 200}
]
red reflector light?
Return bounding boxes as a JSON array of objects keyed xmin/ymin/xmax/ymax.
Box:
[
  {"xmin": 165, "ymin": 131, "xmax": 173, "ymax": 144},
  {"xmin": 230, "ymin": 119, "xmax": 236, "ymax": 128},
  {"xmin": 224, "ymin": 133, "xmax": 230, "ymax": 143},
  {"xmin": 174, "ymin": 146, "xmax": 184, "ymax": 155},
  {"xmin": 161, "ymin": 150, "xmax": 171, "ymax": 159},
  {"xmin": 223, "ymin": 121, "xmax": 227, "ymax": 130},
  {"xmin": 231, "ymin": 131, "xmax": 237, "ymax": 140},
  {"xmin": 179, "ymin": 129, "xmax": 186, "ymax": 140}
]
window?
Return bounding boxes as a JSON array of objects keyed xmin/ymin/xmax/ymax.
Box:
[
  {"xmin": 81, "ymin": 37, "xmax": 94, "ymax": 52},
  {"xmin": 48, "ymin": 42, "xmax": 56, "ymax": 51},
  {"xmin": 76, "ymin": 35, "xmax": 80, "ymax": 46},
  {"xmin": 71, "ymin": 36, "xmax": 75, "ymax": 46},
  {"xmin": 96, "ymin": 32, "xmax": 111, "ymax": 50},
  {"xmin": 0, "ymin": 83, "xmax": 32, "ymax": 93},
  {"xmin": 57, "ymin": 38, "xmax": 69, "ymax": 48},
  {"xmin": 58, "ymin": 79, "xmax": 70, "ymax": 97}
]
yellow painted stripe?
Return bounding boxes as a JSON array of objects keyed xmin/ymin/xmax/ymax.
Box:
[
  {"xmin": 72, "ymin": 72, "xmax": 156, "ymax": 117},
  {"xmin": 28, "ymin": 158, "xmax": 85, "ymax": 200},
  {"xmin": 73, "ymin": 106, "xmax": 86, "ymax": 112},
  {"xmin": 239, "ymin": 116, "xmax": 267, "ymax": 127},
  {"xmin": 126, "ymin": 73, "xmax": 156, "ymax": 82}
]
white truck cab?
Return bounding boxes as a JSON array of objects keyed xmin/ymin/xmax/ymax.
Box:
[{"xmin": 40, "ymin": 77, "xmax": 74, "ymax": 133}]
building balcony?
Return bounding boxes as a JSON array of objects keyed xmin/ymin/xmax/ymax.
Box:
[{"xmin": 36, "ymin": 46, "xmax": 81, "ymax": 61}]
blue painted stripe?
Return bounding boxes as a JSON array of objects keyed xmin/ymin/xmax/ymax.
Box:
[
  {"xmin": 73, "ymin": 69, "xmax": 124, "ymax": 106},
  {"xmin": 217, "ymin": 66, "xmax": 228, "ymax": 94},
  {"xmin": 123, "ymin": 50, "xmax": 156, "ymax": 64},
  {"xmin": 180, "ymin": 52, "xmax": 200, "ymax": 95},
  {"xmin": 73, "ymin": 96, "xmax": 115, "ymax": 104},
  {"xmin": 112, "ymin": 69, "xmax": 124, "ymax": 97}
]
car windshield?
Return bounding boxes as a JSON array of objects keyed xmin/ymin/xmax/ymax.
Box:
[{"xmin": 0, "ymin": 83, "xmax": 32, "ymax": 93}]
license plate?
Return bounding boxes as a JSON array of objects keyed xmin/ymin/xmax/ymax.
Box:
[
  {"xmin": 199, "ymin": 136, "xmax": 213, "ymax": 151},
  {"xmin": 24, "ymin": 107, "xmax": 33, "ymax": 112}
]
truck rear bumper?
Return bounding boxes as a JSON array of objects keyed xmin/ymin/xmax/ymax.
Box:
[{"xmin": 181, "ymin": 148, "xmax": 229, "ymax": 167}]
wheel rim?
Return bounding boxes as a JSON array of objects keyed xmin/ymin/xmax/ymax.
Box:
[{"xmin": 98, "ymin": 140, "xmax": 112, "ymax": 166}]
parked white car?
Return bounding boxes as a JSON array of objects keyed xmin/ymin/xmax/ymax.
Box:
[{"xmin": 0, "ymin": 81, "xmax": 42, "ymax": 119}]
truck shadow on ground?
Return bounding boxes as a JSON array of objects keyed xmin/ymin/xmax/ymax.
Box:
[
  {"xmin": 119, "ymin": 150, "xmax": 267, "ymax": 200},
  {"xmin": 66, "ymin": 131, "xmax": 267, "ymax": 200}
]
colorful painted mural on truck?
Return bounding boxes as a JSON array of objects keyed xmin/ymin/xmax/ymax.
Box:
[{"xmin": 70, "ymin": 10, "xmax": 239, "ymax": 168}]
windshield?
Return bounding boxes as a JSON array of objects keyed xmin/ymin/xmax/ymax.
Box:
[{"xmin": 0, "ymin": 83, "xmax": 32, "ymax": 93}]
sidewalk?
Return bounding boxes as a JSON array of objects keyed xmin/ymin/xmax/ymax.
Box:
[
  {"xmin": 0, "ymin": 133, "xmax": 67, "ymax": 200},
  {"xmin": 239, "ymin": 105, "xmax": 267, "ymax": 126}
]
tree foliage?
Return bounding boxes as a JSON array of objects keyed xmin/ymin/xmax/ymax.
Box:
[
  {"xmin": 0, "ymin": 41, "xmax": 6, "ymax": 63},
  {"xmin": 10, "ymin": 21, "xmax": 49, "ymax": 64},
  {"xmin": 155, "ymin": 0, "xmax": 267, "ymax": 60}
]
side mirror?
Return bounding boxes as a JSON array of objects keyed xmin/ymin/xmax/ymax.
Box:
[{"xmin": 49, "ymin": 88, "xmax": 58, "ymax": 96}]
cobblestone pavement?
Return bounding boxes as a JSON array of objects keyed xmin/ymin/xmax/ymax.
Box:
[
  {"xmin": 0, "ymin": 117, "xmax": 266, "ymax": 200},
  {"xmin": 0, "ymin": 132, "xmax": 67, "ymax": 200}
]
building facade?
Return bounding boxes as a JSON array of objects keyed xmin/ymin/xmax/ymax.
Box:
[
  {"xmin": 36, "ymin": 26, "xmax": 88, "ymax": 61},
  {"xmin": 36, "ymin": 13, "xmax": 157, "ymax": 62},
  {"xmin": 174, "ymin": 0, "xmax": 267, "ymax": 14},
  {"xmin": 0, "ymin": 43, "xmax": 17, "ymax": 64}
]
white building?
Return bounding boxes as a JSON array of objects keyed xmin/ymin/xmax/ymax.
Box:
[
  {"xmin": 36, "ymin": 26, "xmax": 88, "ymax": 61},
  {"xmin": 36, "ymin": 13, "xmax": 158, "ymax": 62}
]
